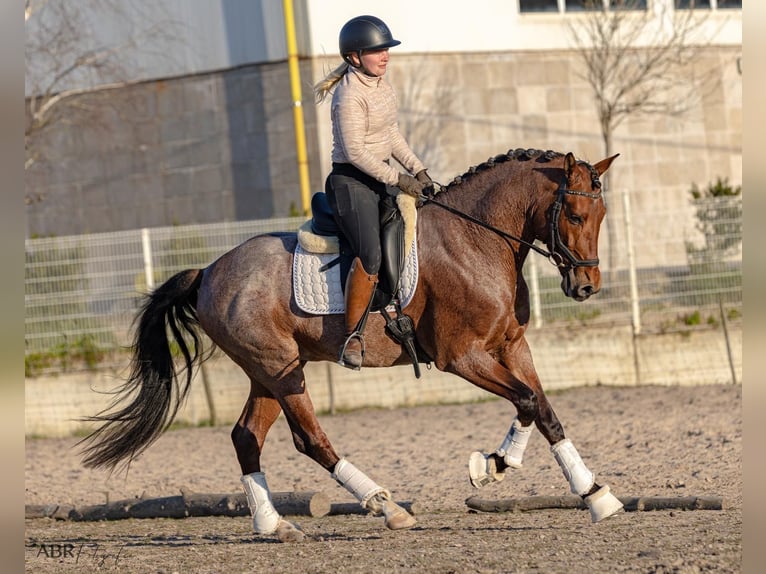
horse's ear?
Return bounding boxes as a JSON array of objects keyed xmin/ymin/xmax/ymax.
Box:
[
  {"xmin": 564, "ymin": 152, "xmax": 577, "ymax": 176},
  {"xmin": 593, "ymin": 153, "xmax": 620, "ymax": 177}
]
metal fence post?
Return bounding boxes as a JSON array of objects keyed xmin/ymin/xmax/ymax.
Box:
[
  {"xmin": 622, "ymin": 188, "xmax": 641, "ymax": 336},
  {"xmin": 719, "ymin": 297, "xmax": 737, "ymax": 385},
  {"xmin": 622, "ymin": 188, "xmax": 641, "ymax": 385},
  {"xmin": 141, "ymin": 228, "xmax": 154, "ymax": 291},
  {"xmin": 528, "ymin": 252, "xmax": 542, "ymax": 329}
]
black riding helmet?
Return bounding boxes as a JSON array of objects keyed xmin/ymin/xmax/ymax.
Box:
[{"xmin": 339, "ymin": 15, "xmax": 401, "ymax": 67}]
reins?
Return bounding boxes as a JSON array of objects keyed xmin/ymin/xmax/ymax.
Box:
[{"xmin": 422, "ymin": 179, "xmax": 601, "ymax": 270}]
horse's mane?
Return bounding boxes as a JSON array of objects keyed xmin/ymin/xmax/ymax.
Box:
[{"xmin": 442, "ymin": 148, "xmax": 601, "ymax": 192}]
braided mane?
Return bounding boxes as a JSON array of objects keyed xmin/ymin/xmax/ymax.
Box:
[{"xmin": 443, "ymin": 148, "xmax": 602, "ymax": 192}]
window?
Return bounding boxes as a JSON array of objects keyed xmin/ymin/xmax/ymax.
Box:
[
  {"xmin": 519, "ymin": 0, "xmax": 649, "ymax": 13},
  {"xmin": 565, "ymin": 0, "xmax": 601, "ymax": 11},
  {"xmin": 519, "ymin": 0, "xmax": 558, "ymax": 12},
  {"xmin": 609, "ymin": 0, "xmax": 647, "ymax": 10},
  {"xmin": 676, "ymin": 0, "xmax": 740, "ymax": 9}
]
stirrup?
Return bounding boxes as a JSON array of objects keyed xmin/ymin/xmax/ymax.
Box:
[{"xmin": 338, "ymin": 332, "xmax": 364, "ymax": 370}]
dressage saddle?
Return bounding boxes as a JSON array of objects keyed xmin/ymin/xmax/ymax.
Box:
[
  {"xmin": 308, "ymin": 191, "xmax": 426, "ymax": 377},
  {"xmin": 309, "ymin": 190, "xmax": 406, "ymax": 311}
]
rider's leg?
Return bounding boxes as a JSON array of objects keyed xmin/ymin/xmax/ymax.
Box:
[
  {"xmin": 325, "ymin": 167, "xmax": 383, "ymax": 370},
  {"xmin": 340, "ymin": 257, "xmax": 378, "ymax": 369}
]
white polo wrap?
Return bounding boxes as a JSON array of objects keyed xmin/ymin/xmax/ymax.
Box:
[
  {"xmin": 240, "ymin": 471, "xmax": 281, "ymax": 534},
  {"xmin": 551, "ymin": 438, "xmax": 595, "ymax": 496},
  {"xmin": 496, "ymin": 417, "xmax": 533, "ymax": 468},
  {"xmin": 332, "ymin": 458, "xmax": 389, "ymax": 509}
]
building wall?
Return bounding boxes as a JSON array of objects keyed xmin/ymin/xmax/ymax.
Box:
[
  {"xmin": 26, "ymin": 61, "xmax": 323, "ymax": 236},
  {"xmin": 25, "ymin": 1, "xmax": 739, "ymax": 96},
  {"xmin": 305, "ymin": 0, "xmax": 741, "ymax": 55},
  {"xmin": 27, "ymin": 45, "xmax": 741, "ymax": 271}
]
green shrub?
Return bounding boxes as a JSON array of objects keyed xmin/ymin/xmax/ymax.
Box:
[{"xmin": 686, "ymin": 177, "xmax": 742, "ymax": 266}]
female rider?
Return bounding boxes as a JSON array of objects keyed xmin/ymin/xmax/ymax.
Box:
[{"xmin": 313, "ymin": 15, "xmax": 432, "ymax": 370}]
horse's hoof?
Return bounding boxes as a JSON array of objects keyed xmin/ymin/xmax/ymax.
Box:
[
  {"xmin": 382, "ymin": 500, "xmax": 417, "ymax": 530},
  {"xmin": 275, "ymin": 519, "xmax": 305, "ymax": 542},
  {"xmin": 468, "ymin": 451, "xmax": 505, "ymax": 488},
  {"xmin": 585, "ymin": 485, "xmax": 624, "ymax": 523}
]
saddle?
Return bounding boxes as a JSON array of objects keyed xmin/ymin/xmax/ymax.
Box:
[{"xmin": 295, "ymin": 191, "xmax": 427, "ymax": 377}]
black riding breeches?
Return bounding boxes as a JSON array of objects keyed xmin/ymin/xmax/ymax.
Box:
[{"xmin": 325, "ymin": 163, "xmax": 394, "ymax": 275}]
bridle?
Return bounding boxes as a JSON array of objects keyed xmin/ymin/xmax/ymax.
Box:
[
  {"xmin": 546, "ymin": 184, "xmax": 602, "ymax": 268},
  {"xmin": 423, "ymin": 177, "xmax": 603, "ymax": 270}
]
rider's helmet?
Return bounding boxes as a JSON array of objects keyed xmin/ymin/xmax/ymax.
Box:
[{"xmin": 339, "ymin": 15, "xmax": 401, "ymax": 67}]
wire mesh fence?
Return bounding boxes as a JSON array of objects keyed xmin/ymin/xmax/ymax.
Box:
[{"xmin": 25, "ymin": 189, "xmax": 742, "ymax": 377}]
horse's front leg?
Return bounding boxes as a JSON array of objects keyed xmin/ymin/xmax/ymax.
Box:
[
  {"xmin": 449, "ymin": 342, "xmax": 623, "ymax": 523},
  {"xmin": 469, "ymin": 338, "xmax": 563, "ymax": 488}
]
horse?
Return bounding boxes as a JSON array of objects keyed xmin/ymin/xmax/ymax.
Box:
[{"xmin": 79, "ymin": 147, "xmax": 621, "ymax": 542}]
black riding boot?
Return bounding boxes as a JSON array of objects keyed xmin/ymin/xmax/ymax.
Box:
[{"xmin": 339, "ymin": 257, "xmax": 377, "ymax": 370}]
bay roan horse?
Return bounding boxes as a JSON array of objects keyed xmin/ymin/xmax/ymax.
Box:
[{"xmin": 80, "ymin": 148, "xmax": 621, "ymax": 542}]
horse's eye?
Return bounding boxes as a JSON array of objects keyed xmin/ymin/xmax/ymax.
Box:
[{"xmin": 568, "ymin": 214, "xmax": 583, "ymax": 225}]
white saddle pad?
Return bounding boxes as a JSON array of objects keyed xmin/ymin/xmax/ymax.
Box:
[{"xmin": 292, "ymin": 240, "xmax": 419, "ymax": 315}]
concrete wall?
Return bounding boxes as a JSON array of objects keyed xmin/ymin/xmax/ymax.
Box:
[
  {"xmin": 25, "ymin": 324, "xmax": 741, "ymax": 438},
  {"xmin": 26, "ymin": 61, "xmax": 322, "ymax": 236},
  {"xmin": 27, "ymin": 46, "xmax": 741, "ymax": 255}
]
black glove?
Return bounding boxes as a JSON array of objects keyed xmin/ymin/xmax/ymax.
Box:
[
  {"xmin": 398, "ymin": 173, "xmax": 426, "ymax": 199},
  {"xmin": 415, "ymin": 169, "xmax": 434, "ymax": 197}
]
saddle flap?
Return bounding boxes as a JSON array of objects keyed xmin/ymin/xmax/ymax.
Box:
[{"xmin": 292, "ymin": 240, "xmax": 420, "ymax": 316}]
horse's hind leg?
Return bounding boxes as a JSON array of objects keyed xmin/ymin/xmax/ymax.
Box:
[
  {"xmin": 232, "ymin": 379, "xmax": 305, "ymax": 542},
  {"xmin": 270, "ymin": 363, "xmax": 416, "ymax": 531}
]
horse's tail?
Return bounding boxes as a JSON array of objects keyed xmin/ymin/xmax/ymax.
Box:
[{"xmin": 79, "ymin": 268, "xmax": 206, "ymax": 472}]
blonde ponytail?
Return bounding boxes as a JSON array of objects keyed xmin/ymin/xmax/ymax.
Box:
[{"xmin": 313, "ymin": 62, "xmax": 349, "ymax": 104}]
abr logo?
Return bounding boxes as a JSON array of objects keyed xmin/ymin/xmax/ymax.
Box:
[{"xmin": 29, "ymin": 542, "xmax": 76, "ymax": 558}]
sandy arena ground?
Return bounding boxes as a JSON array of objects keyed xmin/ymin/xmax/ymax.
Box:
[{"xmin": 25, "ymin": 383, "xmax": 741, "ymax": 573}]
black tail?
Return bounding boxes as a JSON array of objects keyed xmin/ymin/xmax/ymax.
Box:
[{"xmin": 78, "ymin": 269, "xmax": 205, "ymax": 472}]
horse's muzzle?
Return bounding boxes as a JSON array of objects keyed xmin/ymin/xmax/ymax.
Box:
[{"xmin": 561, "ymin": 267, "xmax": 600, "ymax": 302}]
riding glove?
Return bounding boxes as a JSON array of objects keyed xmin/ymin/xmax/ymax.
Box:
[
  {"xmin": 397, "ymin": 173, "xmax": 426, "ymax": 199},
  {"xmin": 415, "ymin": 169, "xmax": 435, "ymax": 197}
]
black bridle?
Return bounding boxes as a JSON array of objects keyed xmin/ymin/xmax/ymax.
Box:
[{"xmin": 423, "ymin": 179, "xmax": 603, "ymax": 270}]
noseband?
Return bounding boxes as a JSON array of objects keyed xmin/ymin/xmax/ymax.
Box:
[{"xmin": 425, "ymin": 177, "xmax": 603, "ymax": 270}]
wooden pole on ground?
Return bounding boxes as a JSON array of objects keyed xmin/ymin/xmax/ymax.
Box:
[
  {"xmin": 26, "ymin": 490, "xmax": 331, "ymax": 521},
  {"xmin": 465, "ymin": 494, "xmax": 723, "ymax": 513}
]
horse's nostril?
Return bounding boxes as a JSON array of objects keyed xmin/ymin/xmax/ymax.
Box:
[{"xmin": 578, "ymin": 285, "xmax": 594, "ymax": 299}]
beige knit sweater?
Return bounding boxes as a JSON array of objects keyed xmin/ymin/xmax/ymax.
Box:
[{"xmin": 330, "ymin": 66, "xmax": 425, "ymax": 186}]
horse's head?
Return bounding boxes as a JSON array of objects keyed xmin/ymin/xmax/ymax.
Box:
[{"xmin": 548, "ymin": 152, "xmax": 619, "ymax": 301}]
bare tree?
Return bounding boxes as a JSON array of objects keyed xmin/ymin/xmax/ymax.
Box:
[
  {"xmin": 25, "ymin": 0, "xmax": 183, "ymax": 203},
  {"xmin": 394, "ymin": 63, "xmax": 458, "ymax": 181},
  {"xmin": 567, "ymin": 0, "xmax": 721, "ymax": 270}
]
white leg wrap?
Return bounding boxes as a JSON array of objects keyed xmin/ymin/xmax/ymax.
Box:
[
  {"xmin": 496, "ymin": 417, "xmax": 533, "ymax": 468},
  {"xmin": 551, "ymin": 438, "xmax": 595, "ymax": 496},
  {"xmin": 332, "ymin": 458, "xmax": 389, "ymax": 510},
  {"xmin": 240, "ymin": 472, "xmax": 281, "ymax": 535}
]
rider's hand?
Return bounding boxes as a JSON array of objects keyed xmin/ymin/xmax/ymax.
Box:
[
  {"xmin": 415, "ymin": 169, "xmax": 434, "ymax": 197},
  {"xmin": 398, "ymin": 173, "xmax": 426, "ymax": 199}
]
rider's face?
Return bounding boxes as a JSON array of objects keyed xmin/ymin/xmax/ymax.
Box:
[{"xmin": 352, "ymin": 48, "xmax": 390, "ymax": 77}]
